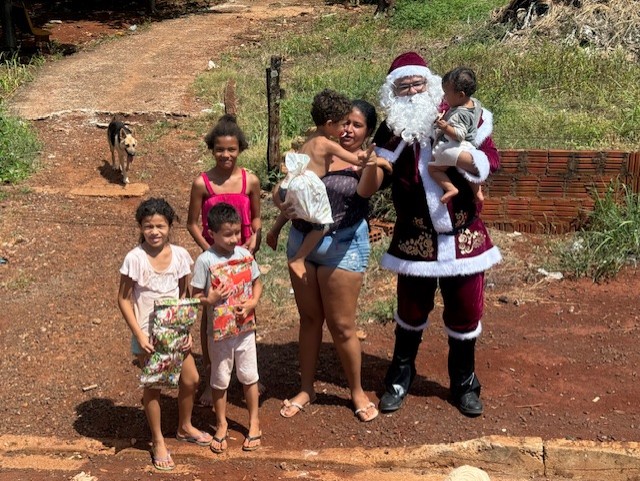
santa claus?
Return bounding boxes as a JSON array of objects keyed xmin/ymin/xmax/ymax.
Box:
[{"xmin": 373, "ymin": 51, "xmax": 502, "ymax": 416}]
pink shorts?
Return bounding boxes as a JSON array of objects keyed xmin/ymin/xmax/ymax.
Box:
[{"xmin": 208, "ymin": 331, "xmax": 259, "ymax": 390}]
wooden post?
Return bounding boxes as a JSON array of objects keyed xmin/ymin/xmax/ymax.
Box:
[
  {"xmin": 224, "ymin": 79, "xmax": 237, "ymax": 116},
  {"xmin": 1, "ymin": 0, "xmax": 17, "ymax": 51},
  {"xmin": 266, "ymin": 56, "xmax": 283, "ymax": 173}
]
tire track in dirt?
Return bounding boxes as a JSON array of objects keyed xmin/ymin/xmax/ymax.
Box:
[{"xmin": 6, "ymin": 1, "xmax": 316, "ymax": 120}]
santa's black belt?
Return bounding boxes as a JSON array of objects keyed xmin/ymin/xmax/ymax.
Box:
[{"xmin": 439, "ymin": 218, "xmax": 477, "ymax": 236}]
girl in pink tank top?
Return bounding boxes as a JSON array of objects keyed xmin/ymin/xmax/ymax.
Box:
[
  {"xmin": 187, "ymin": 114, "xmax": 262, "ymax": 407},
  {"xmin": 200, "ymin": 169, "xmax": 253, "ymax": 244},
  {"xmin": 187, "ymin": 114, "xmax": 262, "ymax": 253}
]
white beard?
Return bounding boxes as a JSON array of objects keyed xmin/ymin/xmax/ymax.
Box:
[{"xmin": 379, "ymin": 72, "xmax": 444, "ymax": 147}]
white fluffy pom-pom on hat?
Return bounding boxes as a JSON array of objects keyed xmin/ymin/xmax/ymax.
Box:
[{"xmin": 386, "ymin": 51, "xmax": 431, "ymax": 84}]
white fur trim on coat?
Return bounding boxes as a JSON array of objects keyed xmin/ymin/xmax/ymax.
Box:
[
  {"xmin": 446, "ymin": 322, "xmax": 482, "ymax": 340},
  {"xmin": 387, "ymin": 65, "xmax": 431, "ymax": 84},
  {"xmin": 375, "ymin": 140, "xmax": 407, "ymax": 165},
  {"xmin": 418, "ymin": 146, "xmax": 455, "ymax": 234},
  {"xmin": 475, "ymin": 108, "xmax": 493, "ymax": 147},
  {"xmin": 381, "ymin": 245, "xmax": 502, "ymax": 277},
  {"xmin": 458, "ymin": 147, "xmax": 490, "ymax": 184},
  {"xmin": 395, "ymin": 312, "xmax": 429, "ymax": 331}
]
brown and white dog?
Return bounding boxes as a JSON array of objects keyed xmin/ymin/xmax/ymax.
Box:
[{"xmin": 108, "ymin": 117, "xmax": 137, "ymax": 184}]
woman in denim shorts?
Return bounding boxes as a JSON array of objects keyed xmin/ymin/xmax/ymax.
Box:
[{"xmin": 275, "ymin": 100, "xmax": 386, "ymax": 423}]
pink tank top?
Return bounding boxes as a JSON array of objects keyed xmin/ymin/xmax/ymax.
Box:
[{"xmin": 201, "ymin": 169, "xmax": 253, "ymax": 245}]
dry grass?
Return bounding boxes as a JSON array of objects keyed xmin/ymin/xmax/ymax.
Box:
[
  {"xmin": 495, "ymin": 0, "xmax": 640, "ymax": 61},
  {"xmin": 484, "ymin": 229, "xmax": 561, "ymax": 304}
]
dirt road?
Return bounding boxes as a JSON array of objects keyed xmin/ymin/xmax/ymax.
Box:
[{"xmin": 6, "ymin": 0, "xmax": 316, "ymax": 119}]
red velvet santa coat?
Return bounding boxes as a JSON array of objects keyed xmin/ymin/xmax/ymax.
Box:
[{"xmin": 373, "ymin": 109, "xmax": 502, "ymax": 277}]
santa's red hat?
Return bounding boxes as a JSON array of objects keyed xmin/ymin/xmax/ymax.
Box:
[{"xmin": 386, "ymin": 51, "xmax": 430, "ymax": 83}]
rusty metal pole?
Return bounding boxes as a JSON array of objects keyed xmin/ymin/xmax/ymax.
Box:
[{"xmin": 266, "ymin": 56, "xmax": 283, "ymax": 173}]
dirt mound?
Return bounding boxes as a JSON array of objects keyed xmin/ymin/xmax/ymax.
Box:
[{"xmin": 494, "ymin": 0, "xmax": 640, "ymax": 61}]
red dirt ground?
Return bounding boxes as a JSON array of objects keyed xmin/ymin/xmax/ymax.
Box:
[{"xmin": 1, "ymin": 1, "xmax": 639, "ymax": 479}]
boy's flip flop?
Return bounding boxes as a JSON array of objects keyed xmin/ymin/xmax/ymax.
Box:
[
  {"xmin": 176, "ymin": 430, "xmax": 213, "ymax": 447},
  {"xmin": 210, "ymin": 432, "xmax": 228, "ymax": 454},
  {"xmin": 242, "ymin": 432, "xmax": 262, "ymax": 451}
]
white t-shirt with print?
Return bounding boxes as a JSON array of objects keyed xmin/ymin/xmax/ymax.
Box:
[{"xmin": 120, "ymin": 244, "xmax": 193, "ymax": 337}]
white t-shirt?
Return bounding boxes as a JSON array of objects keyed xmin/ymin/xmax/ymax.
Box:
[{"xmin": 120, "ymin": 244, "xmax": 193, "ymax": 336}]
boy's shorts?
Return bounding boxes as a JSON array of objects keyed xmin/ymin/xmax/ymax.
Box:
[{"xmin": 208, "ymin": 331, "xmax": 259, "ymax": 390}]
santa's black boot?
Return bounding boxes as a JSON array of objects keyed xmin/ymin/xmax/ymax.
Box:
[
  {"xmin": 379, "ymin": 325, "xmax": 422, "ymax": 412},
  {"xmin": 448, "ymin": 337, "xmax": 483, "ymax": 417}
]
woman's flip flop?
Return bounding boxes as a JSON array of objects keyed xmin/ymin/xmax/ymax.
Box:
[{"xmin": 354, "ymin": 402, "xmax": 379, "ymax": 422}]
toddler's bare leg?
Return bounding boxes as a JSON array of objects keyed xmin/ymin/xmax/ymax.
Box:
[
  {"xmin": 472, "ymin": 183, "xmax": 484, "ymax": 203},
  {"xmin": 288, "ymin": 227, "xmax": 326, "ymax": 283},
  {"xmin": 266, "ymin": 212, "xmax": 288, "ymax": 251},
  {"xmin": 429, "ymin": 164, "xmax": 459, "ymax": 203}
]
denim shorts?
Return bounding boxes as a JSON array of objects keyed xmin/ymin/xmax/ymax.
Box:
[{"xmin": 287, "ymin": 218, "xmax": 370, "ymax": 273}]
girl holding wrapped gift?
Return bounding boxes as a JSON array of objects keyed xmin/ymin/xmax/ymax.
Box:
[
  {"xmin": 191, "ymin": 202, "xmax": 263, "ymax": 453},
  {"xmin": 118, "ymin": 198, "xmax": 213, "ymax": 472}
]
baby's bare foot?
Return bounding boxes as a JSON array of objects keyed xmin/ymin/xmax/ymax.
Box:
[{"xmin": 440, "ymin": 187, "xmax": 459, "ymax": 204}]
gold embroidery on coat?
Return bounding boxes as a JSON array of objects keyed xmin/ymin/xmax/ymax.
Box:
[
  {"xmin": 458, "ymin": 228, "xmax": 486, "ymax": 255},
  {"xmin": 454, "ymin": 211, "xmax": 468, "ymax": 228},
  {"xmin": 413, "ymin": 217, "xmax": 427, "ymax": 230},
  {"xmin": 398, "ymin": 232, "xmax": 434, "ymax": 258}
]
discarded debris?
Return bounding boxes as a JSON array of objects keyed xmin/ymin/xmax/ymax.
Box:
[
  {"xmin": 537, "ymin": 268, "xmax": 563, "ymax": 280},
  {"xmin": 70, "ymin": 472, "xmax": 97, "ymax": 481}
]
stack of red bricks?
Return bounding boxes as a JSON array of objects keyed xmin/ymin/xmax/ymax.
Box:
[
  {"xmin": 483, "ymin": 150, "xmax": 640, "ymax": 233},
  {"xmin": 368, "ymin": 220, "xmax": 394, "ymax": 244}
]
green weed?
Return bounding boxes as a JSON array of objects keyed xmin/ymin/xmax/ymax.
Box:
[
  {"xmin": 391, "ymin": 0, "xmax": 504, "ymax": 33},
  {"xmin": 0, "ymin": 52, "xmax": 42, "ymax": 99},
  {"xmin": 144, "ymin": 119, "xmax": 175, "ymax": 143},
  {"xmin": 361, "ymin": 297, "xmax": 396, "ymax": 324},
  {"xmin": 0, "ymin": 106, "xmax": 41, "ymax": 183},
  {"xmin": 556, "ymin": 180, "xmax": 640, "ymax": 282}
]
